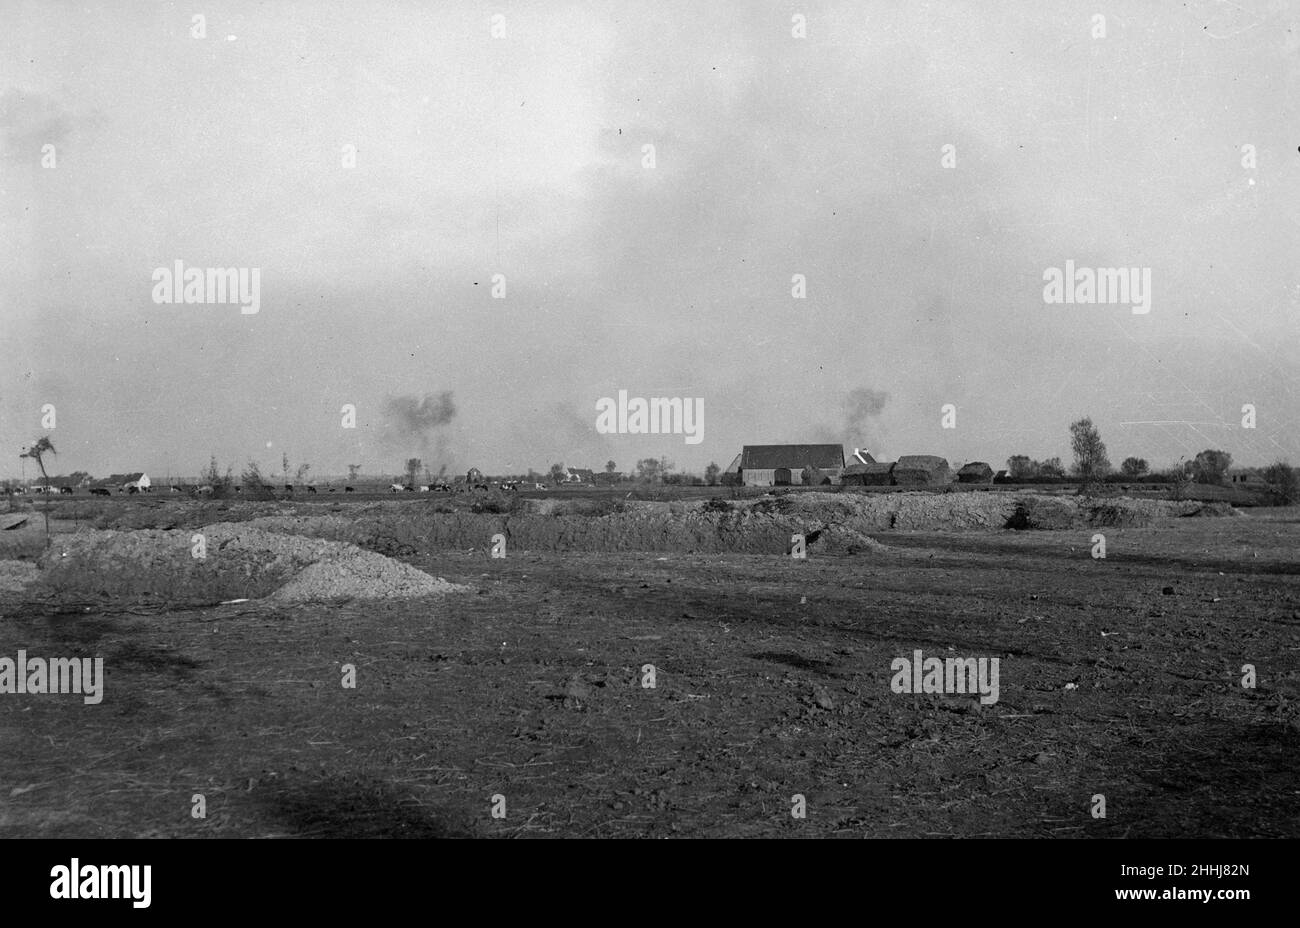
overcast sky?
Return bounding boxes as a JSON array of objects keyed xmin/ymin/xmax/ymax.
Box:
[{"xmin": 2, "ymin": 0, "xmax": 1297, "ymax": 480}]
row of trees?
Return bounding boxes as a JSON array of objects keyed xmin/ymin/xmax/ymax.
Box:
[
  {"xmin": 1010, "ymin": 418, "xmax": 1232, "ymax": 486},
  {"xmin": 1010, "ymin": 417, "xmax": 1296, "ymax": 502},
  {"xmin": 541, "ymin": 458, "xmax": 727, "ymax": 486}
]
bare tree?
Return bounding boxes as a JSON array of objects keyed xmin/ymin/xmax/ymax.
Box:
[
  {"xmin": 241, "ymin": 460, "xmax": 276, "ymax": 501},
  {"xmin": 1263, "ymin": 460, "xmax": 1298, "ymax": 505},
  {"xmin": 405, "ymin": 457, "xmax": 422, "ymax": 487},
  {"xmin": 20, "ymin": 436, "xmax": 55, "ymax": 543},
  {"xmin": 347, "ymin": 464, "xmax": 361, "ymax": 482},
  {"xmin": 1069, "ymin": 417, "xmax": 1111, "ymax": 490}
]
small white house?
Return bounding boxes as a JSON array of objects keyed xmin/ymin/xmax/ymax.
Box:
[{"xmin": 122, "ymin": 473, "xmax": 151, "ymax": 491}]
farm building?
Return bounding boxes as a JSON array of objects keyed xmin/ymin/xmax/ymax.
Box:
[
  {"xmin": 892, "ymin": 456, "xmax": 951, "ymax": 486},
  {"xmin": 736, "ymin": 445, "xmax": 845, "ymax": 486},
  {"xmin": 840, "ymin": 462, "xmax": 895, "ymax": 486},
  {"xmin": 94, "ymin": 473, "xmax": 151, "ymax": 492},
  {"xmin": 956, "ymin": 462, "xmax": 995, "ymax": 484},
  {"xmin": 850, "ymin": 449, "xmax": 877, "ymax": 465},
  {"xmin": 1228, "ymin": 469, "xmax": 1268, "ymax": 488}
]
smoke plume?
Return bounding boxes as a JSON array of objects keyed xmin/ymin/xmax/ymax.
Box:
[
  {"xmin": 815, "ymin": 387, "xmax": 890, "ymax": 455},
  {"xmin": 382, "ymin": 391, "xmax": 457, "ymax": 473}
]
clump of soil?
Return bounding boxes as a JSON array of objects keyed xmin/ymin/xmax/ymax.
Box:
[
  {"xmin": 35, "ymin": 524, "xmax": 465, "ymax": 605},
  {"xmin": 0, "ymin": 560, "xmax": 39, "ymax": 593}
]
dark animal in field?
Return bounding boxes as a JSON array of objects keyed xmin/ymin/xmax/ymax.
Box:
[
  {"xmin": 345, "ymin": 486, "xmax": 355, "ymax": 493},
  {"xmin": 90, "ymin": 488, "xmax": 110, "ymax": 497},
  {"xmin": 284, "ymin": 484, "xmax": 293, "ymax": 493},
  {"xmin": 127, "ymin": 486, "xmax": 139, "ymax": 494},
  {"xmin": 59, "ymin": 486, "xmax": 73, "ymax": 494},
  {"xmin": 307, "ymin": 486, "xmax": 317, "ymax": 494}
]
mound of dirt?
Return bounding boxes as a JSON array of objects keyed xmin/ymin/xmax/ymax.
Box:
[{"xmin": 36, "ymin": 524, "xmax": 465, "ymax": 605}]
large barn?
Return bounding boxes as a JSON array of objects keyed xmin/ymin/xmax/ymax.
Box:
[{"xmin": 736, "ymin": 445, "xmax": 845, "ymax": 486}]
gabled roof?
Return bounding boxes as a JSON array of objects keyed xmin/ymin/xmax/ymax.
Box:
[
  {"xmin": 957, "ymin": 461, "xmax": 994, "ymax": 475},
  {"xmin": 739, "ymin": 445, "xmax": 844, "ymax": 470},
  {"xmin": 722, "ymin": 453, "xmax": 741, "ymax": 474}
]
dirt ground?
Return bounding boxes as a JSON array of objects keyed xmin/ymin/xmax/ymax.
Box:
[{"xmin": 0, "ymin": 497, "xmax": 1296, "ymax": 838}]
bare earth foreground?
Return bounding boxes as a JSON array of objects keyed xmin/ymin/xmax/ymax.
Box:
[{"xmin": 0, "ymin": 492, "xmax": 1297, "ymax": 838}]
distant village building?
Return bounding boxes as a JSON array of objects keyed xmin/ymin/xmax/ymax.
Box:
[
  {"xmin": 94, "ymin": 473, "xmax": 151, "ymax": 492},
  {"xmin": 1228, "ymin": 469, "xmax": 1268, "ymax": 488},
  {"xmin": 735, "ymin": 445, "xmax": 845, "ymax": 487}
]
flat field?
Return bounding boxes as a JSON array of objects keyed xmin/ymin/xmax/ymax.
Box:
[{"xmin": 1, "ymin": 493, "xmax": 1296, "ymax": 837}]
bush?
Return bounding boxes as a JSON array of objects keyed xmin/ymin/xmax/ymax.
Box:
[
  {"xmin": 1263, "ymin": 461, "xmax": 1298, "ymax": 506},
  {"xmin": 1165, "ymin": 465, "xmax": 1193, "ymax": 502}
]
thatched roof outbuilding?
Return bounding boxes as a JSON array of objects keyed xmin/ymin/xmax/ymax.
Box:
[
  {"xmin": 840, "ymin": 462, "xmax": 896, "ymax": 486},
  {"xmin": 956, "ymin": 462, "xmax": 995, "ymax": 484},
  {"xmin": 892, "ymin": 455, "xmax": 951, "ymax": 485}
]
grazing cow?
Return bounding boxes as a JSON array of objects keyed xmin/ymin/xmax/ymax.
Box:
[
  {"xmin": 59, "ymin": 486, "xmax": 74, "ymax": 495},
  {"xmin": 307, "ymin": 486, "xmax": 317, "ymax": 494},
  {"xmin": 90, "ymin": 487, "xmax": 111, "ymax": 497},
  {"xmin": 390, "ymin": 484, "xmax": 404, "ymax": 493},
  {"xmin": 284, "ymin": 484, "xmax": 294, "ymax": 494},
  {"xmin": 419, "ymin": 485, "xmax": 430, "ymax": 492},
  {"xmin": 127, "ymin": 486, "xmax": 139, "ymax": 494},
  {"xmin": 344, "ymin": 486, "xmax": 354, "ymax": 493}
]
